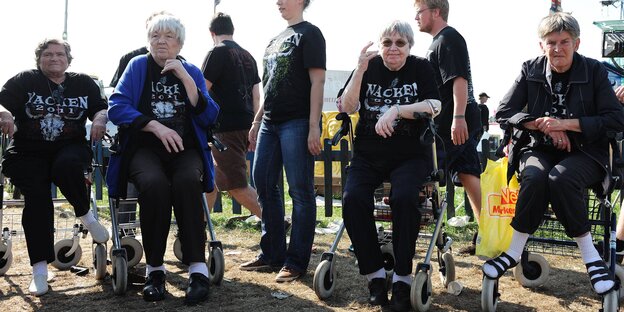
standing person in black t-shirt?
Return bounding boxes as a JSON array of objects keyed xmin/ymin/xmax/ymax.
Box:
[
  {"xmin": 201, "ymin": 12, "xmax": 262, "ymax": 219},
  {"xmin": 0, "ymin": 38, "xmax": 109, "ymax": 296},
  {"xmin": 338, "ymin": 20, "xmax": 441, "ymax": 311},
  {"xmin": 415, "ymin": 0, "xmax": 482, "ymax": 254},
  {"xmin": 240, "ymin": 0, "xmax": 326, "ymax": 283}
]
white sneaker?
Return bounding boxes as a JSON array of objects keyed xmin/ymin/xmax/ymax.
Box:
[
  {"xmin": 29, "ymin": 274, "xmax": 48, "ymax": 296},
  {"xmin": 86, "ymin": 220, "xmax": 110, "ymax": 243}
]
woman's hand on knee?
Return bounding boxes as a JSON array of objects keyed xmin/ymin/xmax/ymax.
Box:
[{"xmin": 143, "ymin": 120, "xmax": 184, "ymax": 153}]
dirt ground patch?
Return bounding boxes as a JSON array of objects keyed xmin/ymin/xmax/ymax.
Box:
[{"xmin": 0, "ymin": 217, "xmax": 614, "ymax": 311}]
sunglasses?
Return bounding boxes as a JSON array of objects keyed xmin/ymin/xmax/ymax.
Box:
[
  {"xmin": 381, "ymin": 39, "xmax": 408, "ymax": 48},
  {"xmin": 52, "ymin": 84, "xmax": 64, "ymax": 105}
]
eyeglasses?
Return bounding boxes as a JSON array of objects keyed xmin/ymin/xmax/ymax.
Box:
[
  {"xmin": 381, "ymin": 39, "xmax": 408, "ymax": 48},
  {"xmin": 416, "ymin": 8, "xmax": 432, "ymax": 16},
  {"xmin": 52, "ymin": 84, "xmax": 64, "ymax": 105}
]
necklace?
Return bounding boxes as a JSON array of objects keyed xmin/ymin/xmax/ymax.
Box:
[{"xmin": 46, "ymin": 79, "xmax": 66, "ymax": 117}]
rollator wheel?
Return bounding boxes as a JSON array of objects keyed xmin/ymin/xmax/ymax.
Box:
[
  {"xmin": 111, "ymin": 255, "xmax": 128, "ymax": 295},
  {"xmin": 439, "ymin": 251, "xmax": 456, "ymax": 288},
  {"xmin": 603, "ymin": 289, "xmax": 619, "ymax": 312},
  {"xmin": 110, "ymin": 237, "xmax": 143, "ymax": 268},
  {"xmin": 93, "ymin": 244, "xmax": 107, "ymax": 280},
  {"xmin": 410, "ymin": 271, "xmax": 432, "ymax": 311},
  {"xmin": 208, "ymin": 246, "xmax": 224, "ymax": 285},
  {"xmin": 313, "ymin": 259, "xmax": 336, "ymax": 300},
  {"xmin": 481, "ymin": 276, "xmax": 499, "ymax": 312},
  {"xmin": 614, "ymin": 264, "xmax": 624, "ymax": 300},
  {"xmin": 380, "ymin": 242, "xmax": 395, "ymax": 273},
  {"xmin": 0, "ymin": 247, "xmax": 13, "ymax": 276},
  {"xmin": 173, "ymin": 237, "xmax": 183, "ymax": 262},
  {"xmin": 513, "ymin": 253, "xmax": 550, "ymax": 288},
  {"xmin": 52, "ymin": 239, "xmax": 82, "ymax": 270}
]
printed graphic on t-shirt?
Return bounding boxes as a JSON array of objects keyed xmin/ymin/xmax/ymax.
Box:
[
  {"xmin": 151, "ymin": 76, "xmax": 186, "ymax": 136},
  {"xmin": 361, "ymin": 79, "xmax": 420, "ymax": 136},
  {"xmin": 263, "ymin": 31, "xmax": 301, "ymax": 96},
  {"xmin": 24, "ymin": 91, "xmax": 88, "ymax": 141}
]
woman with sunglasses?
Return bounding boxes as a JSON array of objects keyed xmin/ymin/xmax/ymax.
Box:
[
  {"xmin": 0, "ymin": 38, "xmax": 109, "ymax": 296},
  {"xmin": 337, "ymin": 20, "xmax": 441, "ymax": 311}
]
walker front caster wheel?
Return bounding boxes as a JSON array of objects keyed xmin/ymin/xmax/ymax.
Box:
[
  {"xmin": 208, "ymin": 246, "xmax": 224, "ymax": 285},
  {"xmin": 513, "ymin": 253, "xmax": 550, "ymax": 288},
  {"xmin": 52, "ymin": 239, "xmax": 82, "ymax": 270},
  {"xmin": 93, "ymin": 243, "xmax": 107, "ymax": 280},
  {"xmin": 313, "ymin": 259, "xmax": 336, "ymax": 300},
  {"xmin": 410, "ymin": 271, "xmax": 432, "ymax": 311},
  {"xmin": 481, "ymin": 276, "xmax": 499, "ymax": 312}
]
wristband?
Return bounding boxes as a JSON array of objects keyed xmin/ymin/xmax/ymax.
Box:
[{"xmin": 453, "ymin": 114, "xmax": 465, "ymax": 119}]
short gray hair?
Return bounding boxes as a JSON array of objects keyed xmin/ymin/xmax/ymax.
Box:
[
  {"xmin": 380, "ymin": 20, "xmax": 415, "ymax": 49},
  {"xmin": 538, "ymin": 12, "xmax": 580, "ymax": 41},
  {"xmin": 35, "ymin": 38, "xmax": 73, "ymax": 70},
  {"xmin": 146, "ymin": 13, "xmax": 186, "ymax": 47}
]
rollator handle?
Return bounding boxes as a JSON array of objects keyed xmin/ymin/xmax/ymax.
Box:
[
  {"xmin": 206, "ymin": 126, "xmax": 228, "ymax": 152},
  {"xmin": 331, "ymin": 112, "xmax": 351, "ymax": 146},
  {"xmin": 413, "ymin": 112, "xmax": 436, "ymax": 145}
]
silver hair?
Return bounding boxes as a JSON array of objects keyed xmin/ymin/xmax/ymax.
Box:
[
  {"xmin": 379, "ymin": 20, "xmax": 415, "ymax": 49},
  {"xmin": 146, "ymin": 13, "xmax": 186, "ymax": 47},
  {"xmin": 538, "ymin": 12, "xmax": 580, "ymax": 40}
]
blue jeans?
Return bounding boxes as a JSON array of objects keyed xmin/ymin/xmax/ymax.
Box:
[{"xmin": 253, "ymin": 118, "xmax": 316, "ymax": 272}]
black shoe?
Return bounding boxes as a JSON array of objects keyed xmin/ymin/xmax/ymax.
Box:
[
  {"xmin": 143, "ymin": 270, "xmax": 166, "ymax": 302},
  {"xmin": 185, "ymin": 273, "xmax": 210, "ymax": 305},
  {"xmin": 367, "ymin": 278, "xmax": 388, "ymax": 306},
  {"xmin": 390, "ymin": 281, "xmax": 411, "ymax": 312}
]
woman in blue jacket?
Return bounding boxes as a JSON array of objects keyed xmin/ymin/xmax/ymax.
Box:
[{"xmin": 106, "ymin": 12, "xmax": 219, "ymax": 305}]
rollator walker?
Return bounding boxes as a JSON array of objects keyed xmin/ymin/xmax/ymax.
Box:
[
  {"xmin": 312, "ymin": 112, "xmax": 455, "ymax": 312},
  {"xmin": 102, "ymin": 131, "xmax": 225, "ymax": 295},
  {"xmin": 481, "ymin": 131, "xmax": 624, "ymax": 312}
]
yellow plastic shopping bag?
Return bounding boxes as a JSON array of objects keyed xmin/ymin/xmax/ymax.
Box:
[{"xmin": 475, "ymin": 157, "xmax": 519, "ymax": 258}]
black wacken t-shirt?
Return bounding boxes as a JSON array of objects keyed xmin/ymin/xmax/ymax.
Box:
[
  {"xmin": 0, "ymin": 70, "xmax": 107, "ymax": 152},
  {"xmin": 201, "ymin": 40, "xmax": 261, "ymax": 132},
  {"xmin": 135, "ymin": 57, "xmax": 194, "ymax": 152},
  {"xmin": 426, "ymin": 26, "xmax": 480, "ymax": 141},
  {"xmin": 353, "ymin": 55, "xmax": 440, "ymax": 158},
  {"xmin": 262, "ymin": 21, "xmax": 326, "ymax": 123}
]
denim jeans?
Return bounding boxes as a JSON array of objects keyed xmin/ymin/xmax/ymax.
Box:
[{"xmin": 253, "ymin": 118, "xmax": 316, "ymax": 272}]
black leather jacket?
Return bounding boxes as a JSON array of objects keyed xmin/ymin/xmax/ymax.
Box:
[{"xmin": 496, "ymin": 53, "xmax": 624, "ymax": 193}]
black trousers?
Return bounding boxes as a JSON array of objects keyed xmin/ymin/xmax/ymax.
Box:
[
  {"xmin": 128, "ymin": 147, "xmax": 206, "ymax": 266},
  {"xmin": 511, "ymin": 148, "xmax": 603, "ymax": 237},
  {"xmin": 3, "ymin": 143, "xmax": 91, "ymax": 265},
  {"xmin": 343, "ymin": 153, "xmax": 429, "ymax": 276}
]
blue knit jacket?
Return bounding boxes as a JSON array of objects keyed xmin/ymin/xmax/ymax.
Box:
[{"xmin": 106, "ymin": 55, "xmax": 219, "ymax": 197}]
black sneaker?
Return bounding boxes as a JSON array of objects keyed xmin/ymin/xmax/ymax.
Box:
[
  {"xmin": 185, "ymin": 273, "xmax": 210, "ymax": 305},
  {"xmin": 143, "ymin": 270, "xmax": 166, "ymax": 302},
  {"xmin": 390, "ymin": 281, "xmax": 411, "ymax": 312},
  {"xmin": 367, "ymin": 278, "xmax": 388, "ymax": 306},
  {"xmin": 240, "ymin": 256, "xmax": 271, "ymax": 271}
]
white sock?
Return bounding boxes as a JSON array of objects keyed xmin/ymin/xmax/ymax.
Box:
[
  {"xmin": 575, "ymin": 233, "xmax": 614, "ymax": 294},
  {"xmin": 366, "ymin": 268, "xmax": 386, "ymax": 282},
  {"xmin": 32, "ymin": 261, "xmax": 48, "ymax": 276},
  {"xmin": 392, "ymin": 273, "xmax": 412, "ymax": 285},
  {"xmin": 189, "ymin": 262, "xmax": 209, "ymax": 278},
  {"xmin": 482, "ymin": 230, "xmax": 528, "ymax": 278},
  {"xmin": 146, "ymin": 264, "xmax": 166, "ymax": 276},
  {"xmin": 79, "ymin": 212, "xmax": 97, "ymax": 227}
]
